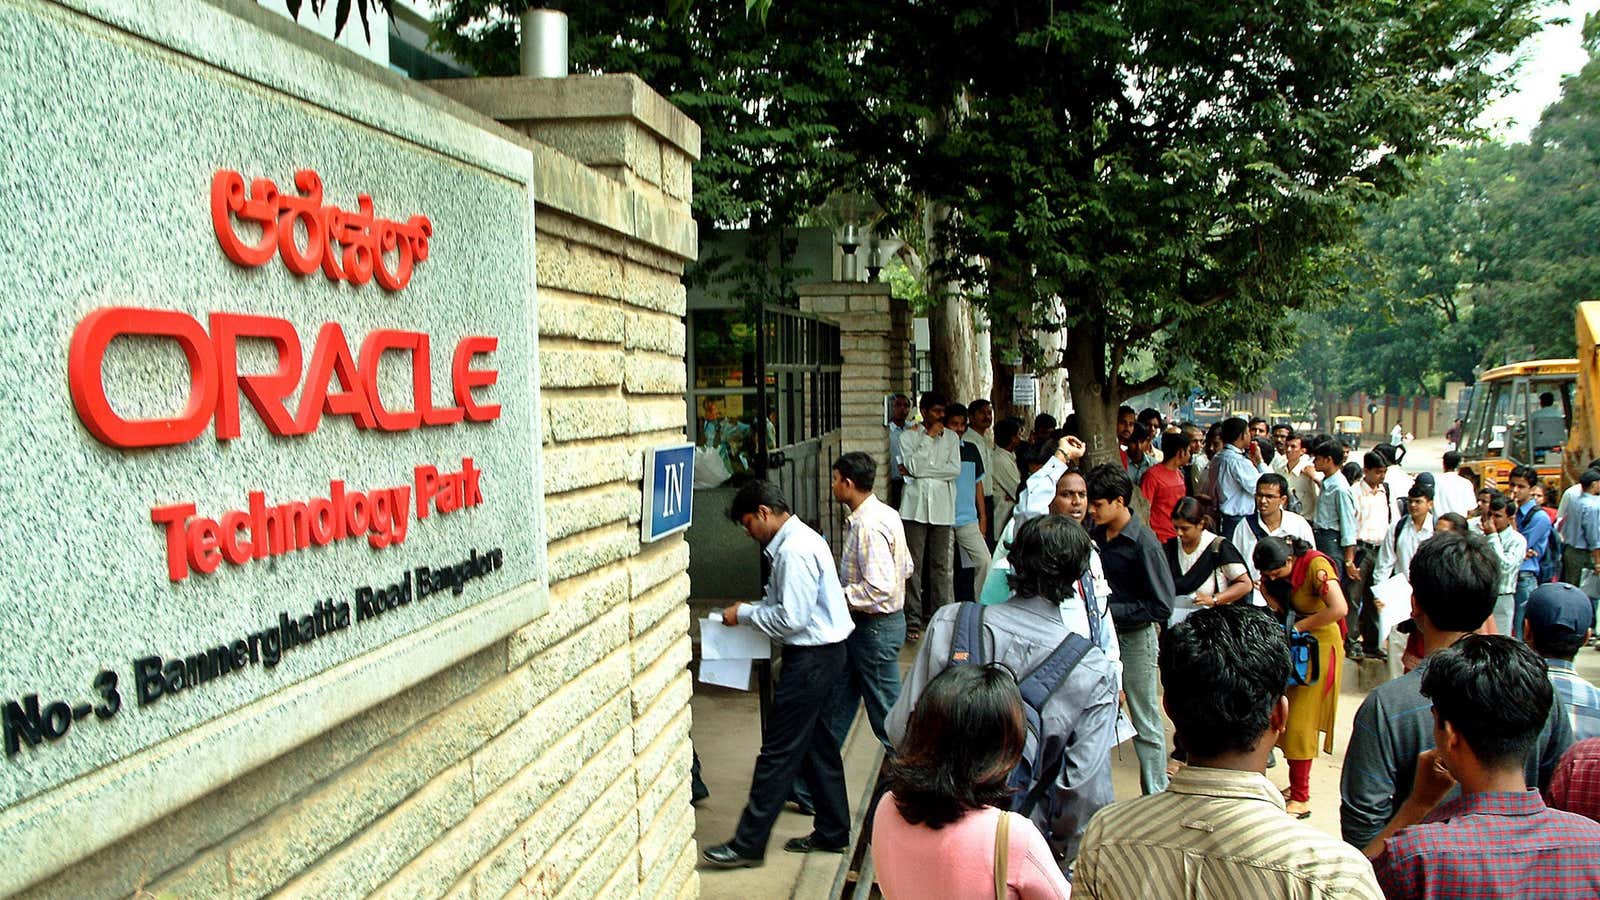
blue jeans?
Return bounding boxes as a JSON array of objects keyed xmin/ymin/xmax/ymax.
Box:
[
  {"xmin": 1512, "ymin": 571, "xmax": 1538, "ymax": 641},
  {"xmin": 828, "ymin": 611, "xmax": 905, "ymax": 750},
  {"xmin": 792, "ymin": 611, "xmax": 904, "ymax": 808},
  {"xmin": 1120, "ymin": 623, "xmax": 1169, "ymax": 794}
]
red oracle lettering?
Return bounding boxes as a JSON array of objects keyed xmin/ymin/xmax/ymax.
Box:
[
  {"xmin": 69, "ymin": 308, "xmax": 219, "ymax": 448},
  {"xmin": 452, "ymin": 336, "xmax": 501, "ymax": 423},
  {"xmin": 294, "ymin": 322, "xmax": 377, "ymax": 434},
  {"xmin": 68, "ymin": 308, "xmax": 500, "ymax": 448},
  {"xmin": 415, "ymin": 333, "xmax": 462, "ymax": 427},
  {"xmin": 211, "ymin": 312, "xmax": 302, "ymax": 439},
  {"xmin": 358, "ymin": 329, "xmax": 423, "ymax": 431},
  {"xmin": 210, "ymin": 169, "xmax": 431, "ymax": 292}
]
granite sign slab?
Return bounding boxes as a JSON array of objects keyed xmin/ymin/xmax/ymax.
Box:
[{"xmin": 0, "ymin": 0, "xmax": 545, "ymax": 878}]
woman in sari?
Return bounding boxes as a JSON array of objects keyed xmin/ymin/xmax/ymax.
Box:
[{"xmin": 1252, "ymin": 535, "xmax": 1347, "ymax": 818}]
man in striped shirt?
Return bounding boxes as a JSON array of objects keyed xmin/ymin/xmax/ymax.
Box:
[{"xmin": 1075, "ymin": 604, "xmax": 1381, "ymax": 899}]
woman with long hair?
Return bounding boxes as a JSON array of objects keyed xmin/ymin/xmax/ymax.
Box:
[
  {"xmin": 1252, "ymin": 535, "xmax": 1347, "ymax": 819},
  {"xmin": 874, "ymin": 665, "xmax": 1071, "ymax": 899}
]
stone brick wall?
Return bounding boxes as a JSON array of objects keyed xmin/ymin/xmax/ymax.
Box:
[
  {"xmin": 17, "ymin": 42, "xmax": 700, "ymax": 900},
  {"xmin": 799, "ymin": 283, "xmax": 913, "ymax": 501}
]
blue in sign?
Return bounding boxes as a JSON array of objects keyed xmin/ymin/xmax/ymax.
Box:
[{"xmin": 643, "ymin": 443, "xmax": 695, "ymax": 542}]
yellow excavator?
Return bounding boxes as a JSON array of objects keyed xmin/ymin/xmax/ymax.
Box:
[{"xmin": 1457, "ymin": 301, "xmax": 1599, "ymax": 492}]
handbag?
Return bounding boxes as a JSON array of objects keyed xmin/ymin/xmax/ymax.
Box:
[
  {"xmin": 993, "ymin": 809, "xmax": 1010, "ymax": 900},
  {"xmin": 1285, "ymin": 618, "xmax": 1321, "ymax": 687}
]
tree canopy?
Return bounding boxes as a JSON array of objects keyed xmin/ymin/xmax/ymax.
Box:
[
  {"xmin": 1270, "ymin": 15, "xmax": 1600, "ymax": 405},
  {"xmin": 434, "ymin": 0, "xmax": 1550, "ymax": 458}
]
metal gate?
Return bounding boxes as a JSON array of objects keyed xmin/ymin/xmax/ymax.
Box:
[{"xmin": 752, "ymin": 304, "xmax": 845, "ymax": 545}]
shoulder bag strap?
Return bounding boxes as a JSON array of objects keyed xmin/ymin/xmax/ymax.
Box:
[{"xmin": 993, "ymin": 811, "xmax": 1010, "ymax": 900}]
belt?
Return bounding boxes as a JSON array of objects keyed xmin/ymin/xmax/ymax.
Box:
[{"xmin": 851, "ymin": 608, "xmax": 901, "ymax": 620}]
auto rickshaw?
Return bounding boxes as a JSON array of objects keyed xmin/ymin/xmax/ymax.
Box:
[{"xmin": 1335, "ymin": 416, "xmax": 1363, "ymax": 449}]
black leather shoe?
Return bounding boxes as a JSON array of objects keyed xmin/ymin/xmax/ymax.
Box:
[
  {"xmin": 785, "ymin": 798, "xmax": 816, "ymax": 816},
  {"xmin": 703, "ymin": 843, "xmax": 763, "ymax": 868},
  {"xmin": 784, "ymin": 835, "xmax": 848, "ymax": 854}
]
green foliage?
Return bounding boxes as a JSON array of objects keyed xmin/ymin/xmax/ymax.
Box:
[
  {"xmin": 433, "ymin": 0, "xmax": 888, "ymax": 309},
  {"xmin": 272, "ymin": 0, "xmax": 390, "ymax": 41},
  {"xmin": 1274, "ymin": 17, "xmax": 1600, "ymax": 399},
  {"xmin": 864, "ymin": 0, "xmax": 1542, "ymax": 411}
]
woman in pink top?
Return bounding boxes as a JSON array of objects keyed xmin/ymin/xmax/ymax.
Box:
[{"xmin": 873, "ymin": 665, "xmax": 1071, "ymax": 899}]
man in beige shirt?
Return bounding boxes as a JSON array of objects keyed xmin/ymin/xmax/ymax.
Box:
[{"xmin": 1076, "ymin": 604, "xmax": 1380, "ymax": 899}]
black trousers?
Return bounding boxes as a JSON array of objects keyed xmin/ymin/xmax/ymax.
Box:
[{"xmin": 732, "ymin": 641, "xmax": 851, "ymax": 855}]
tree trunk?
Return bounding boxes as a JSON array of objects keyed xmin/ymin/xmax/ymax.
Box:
[
  {"xmin": 923, "ymin": 196, "xmax": 989, "ymax": 405},
  {"xmin": 1061, "ymin": 333, "xmax": 1123, "ymax": 469}
]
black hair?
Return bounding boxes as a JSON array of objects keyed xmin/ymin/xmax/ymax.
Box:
[
  {"xmin": 1309, "ymin": 436, "xmax": 1346, "ymax": 464},
  {"xmin": 944, "ymin": 402, "xmax": 969, "ymax": 423},
  {"xmin": 1033, "ymin": 413, "xmax": 1057, "ymax": 433},
  {"xmin": 1581, "ymin": 468, "xmax": 1600, "ymax": 489},
  {"xmin": 1509, "ymin": 464, "xmax": 1539, "ymax": 488},
  {"xmin": 1438, "ymin": 512, "xmax": 1470, "ymax": 531},
  {"xmin": 1170, "ymin": 496, "xmax": 1208, "ymax": 528},
  {"xmin": 1539, "ymin": 391, "xmax": 1556, "ymax": 406},
  {"xmin": 1487, "ymin": 494, "xmax": 1513, "ymax": 514},
  {"xmin": 1255, "ymin": 473, "xmax": 1289, "ymax": 498},
  {"xmin": 1085, "ymin": 462, "xmax": 1132, "ymax": 505},
  {"xmin": 1138, "ymin": 407, "xmax": 1162, "ymax": 425},
  {"xmin": 1253, "ymin": 436, "xmax": 1276, "ymax": 465},
  {"xmin": 1128, "ymin": 422, "xmax": 1152, "ymax": 446},
  {"xmin": 1221, "ymin": 417, "xmax": 1249, "ymax": 444},
  {"xmin": 1062, "ymin": 413, "xmax": 1080, "ymax": 437},
  {"xmin": 832, "ymin": 452, "xmax": 876, "ymax": 493},
  {"xmin": 969, "ymin": 398, "xmax": 992, "ymax": 414},
  {"xmin": 889, "ymin": 665, "xmax": 1027, "ymax": 828},
  {"xmin": 1341, "ymin": 461, "xmax": 1363, "ymax": 485},
  {"xmin": 1249, "ymin": 416, "xmax": 1268, "ymax": 427},
  {"xmin": 1159, "ymin": 605, "xmax": 1290, "ymax": 759},
  {"xmin": 1443, "ymin": 450, "xmax": 1462, "ymax": 470},
  {"xmin": 1160, "ymin": 431, "xmax": 1190, "ymax": 460},
  {"xmin": 995, "ymin": 418, "xmax": 1024, "ymax": 447},
  {"xmin": 1118, "ymin": 405, "xmax": 1136, "ymax": 418},
  {"xmin": 1409, "ymin": 531, "xmax": 1498, "ymax": 631},
  {"xmin": 726, "ymin": 479, "xmax": 791, "ymax": 521},
  {"xmin": 1251, "ymin": 534, "xmax": 1312, "ymax": 574},
  {"xmin": 1272, "ymin": 423, "xmax": 1293, "ymax": 435},
  {"xmin": 1005, "ymin": 515, "xmax": 1091, "ymax": 603},
  {"xmin": 919, "ymin": 390, "xmax": 947, "ymax": 412},
  {"xmin": 1374, "ymin": 443, "xmax": 1400, "ymax": 467},
  {"xmin": 893, "ymin": 393, "xmax": 910, "ymax": 402},
  {"xmin": 1421, "ymin": 635, "xmax": 1552, "ymax": 771},
  {"xmin": 1362, "ymin": 451, "xmax": 1387, "ymax": 470}
]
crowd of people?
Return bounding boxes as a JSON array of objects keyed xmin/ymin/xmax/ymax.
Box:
[{"xmin": 701, "ymin": 399, "xmax": 1600, "ymax": 898}]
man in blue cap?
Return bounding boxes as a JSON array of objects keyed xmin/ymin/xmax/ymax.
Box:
[{"xmin": 1525, "ymin": 583, "xmax": 1600, "ymax": 742}]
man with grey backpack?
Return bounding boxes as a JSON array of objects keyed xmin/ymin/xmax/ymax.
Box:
[{"xmin": 886, "ymin": 514, "xmax": 1119, "ymax": 873}]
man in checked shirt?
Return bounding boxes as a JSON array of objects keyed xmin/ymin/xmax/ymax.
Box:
[{"xmin": 826, "ymin": 451, "xmax": 915, "ymax": 749}]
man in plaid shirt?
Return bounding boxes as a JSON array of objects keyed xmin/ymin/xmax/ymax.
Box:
[
  {"xmin": 825, "ymin": 451, "xmax": 915, "ymax": 749},
  {"xmin": 1368, "ymin": 635, "xmax": 1600, "ymax": 898}
]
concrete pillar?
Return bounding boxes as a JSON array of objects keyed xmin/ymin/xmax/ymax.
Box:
[{"xmin": 797, "ymin": 282, "xmax": 913, "ymax": 501}]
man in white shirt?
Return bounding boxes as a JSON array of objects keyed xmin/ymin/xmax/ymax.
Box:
[
  {"xmin": 1482, "ymin": 494, "xmax": 1527, "ymax": 634},
  {"xmin": 707, "ymin": 480, "xmax": 854, "ymax": 867},
  {"xmin": 1432, "ymin": 450, "xmax": 1478, "ymax": 518},
  {"xmin": 898, "ymin": 391, "xmax": 961, "ymax": 638},
  {"xmin": 1350, "ymin": 451, "xmax": 1398, "ymax": 658},
  {"xmin": 1280, "ymin": 433, "xmax": 1321, "ymax": 520},
  {"xmin": 886, "ymin": 393, "xmax": 910, "ymax": 509},
  {"xmin": 1373, "ymin": 483, "xmax": 1437, "ymax": 584},
  {"xmin": 1232, "ymin": 473, "xmax": 1315, "ymax": 605}
]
